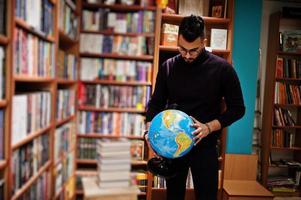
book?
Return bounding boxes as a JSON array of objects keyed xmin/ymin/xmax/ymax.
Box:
[
  {"xmin": 161, "ymin": 23, "xmax": 179, "ymax": 47},
  {"xmin": 210, "ymin": 29, "xmax": 227, "ymax": 50},
  {"xmin": 178, "ymin": 0, "xmax": 209, "ymax": 16}
]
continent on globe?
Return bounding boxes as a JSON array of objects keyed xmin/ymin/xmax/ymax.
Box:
[{"xmin": 148, "ymin": 109, "xmax": 195, "ymax": 159}]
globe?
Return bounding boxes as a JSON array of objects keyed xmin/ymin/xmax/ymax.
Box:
[{"xmin": 148, "ymin": 109, "xmax": 195, "ymax": 159}]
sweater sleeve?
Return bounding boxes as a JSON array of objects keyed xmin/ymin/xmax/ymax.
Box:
[
  {"xmin": 216, "ymin": 64, "xmax": 245, "ymax": 128},
  {"xmin": 145, "ymin": 62, "xmax": 169, "ymax": 122}
]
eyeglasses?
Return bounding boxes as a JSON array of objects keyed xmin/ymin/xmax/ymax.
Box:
[{"xmin": 178, "ymin": 46, "xmax": 202, "ymax": 56}]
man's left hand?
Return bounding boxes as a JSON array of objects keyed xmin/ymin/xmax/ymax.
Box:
[{"xmin": 190, "ymin": 116, "xmax": 210, "ymax": 145}]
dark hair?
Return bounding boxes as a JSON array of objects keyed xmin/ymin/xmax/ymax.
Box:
[{"xmin": 179, "ymin": 15, "xmax": 205, "ymax": 42}]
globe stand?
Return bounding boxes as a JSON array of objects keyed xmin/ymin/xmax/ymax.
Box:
[{"xmin": 147, "ymin": 157, "xmax": 177, "ymax": 179}]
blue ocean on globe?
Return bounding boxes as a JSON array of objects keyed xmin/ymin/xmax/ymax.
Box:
[{"xmin": 148, "ymin": 109, "xmax": 195, "ymax": 159}]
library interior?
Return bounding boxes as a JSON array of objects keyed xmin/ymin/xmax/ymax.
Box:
[{"xmin": 0, "ymin": 0, "xmax": 301, "ymax": 199}]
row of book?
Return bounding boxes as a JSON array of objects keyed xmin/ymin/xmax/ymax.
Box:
[
  {"xmin": 57, "ymin": 50, "xmax": 77, "ymax": 80},
  {"xmin": 14, "ymin": 28, "xmax": 55, "ymax": 77},
  {"xmin": 82, "ymin": 9, "xmax": 155, "ymax": 33},
  {"xmin": 272, "ymin": 129, "xmax": 295, "ymax": 148},
  {"xmin": 77, "ymin": 138, "xmax": 145, "ymax": 161},
  {"xmin": 0, "ymin": 0, "xmax": 6, "ymax": 34},
  {"xmin": 273, "ymin": 107, "xmax": 295, "ymax": 127},
  {"xmin": 77, "ymin": 111, "xmax": 145, "ymax": 136},
  {"xmin": 86, "ymin": 0, "xmax": 155, "ymax": 6},
  {"xmin": 59, "ymin": 0, "xmax": 78, "ymax": 39},
  {"xmin": 79, "ymin": 84, "xmax": 151, "ymax": 109},
  {"xmin": 17, "ymin": 171, "xmax": 49, "ymax": 200},
  {"xmin": 268, "ymin": 175, "xmax": 300, "ymax": 193},
  {"xmin": 11, "ymin": 134, "xmax": 49, "ymax": 193},
  {"xmin": 274, "ymin": 82, "xmax": 301, "ymax": 105},
  {"xmin": 80, "ymin": 58, "xmax": 152, "ymax": 82},
  {"xmin": 0, "ymin": 46, "xmax": 5, "ymax": 100},
  {"xmin": 80, "ymin": 33, "xmax": 154, "ymax": 56},
  {"xmin": 12, "ymin": 92, "xmax": 51, "ymax": 145},
  {"xmin": 54, "ymin": 123, "xmax": 75, "ymax": 162},
  {"xmin": 56, "ymin": 89, "xmax": 75, "ymax": 121},
  {"xmin": 54, "ymin": 152, "xmax": 74, "ymax": 195},
  {"xmin": 275, "ymin": 57, "xmax": 301, "ymax": 79},
  {"xmin": 15, "ymin": 0, "xmax": 54, "ymax": 36}
]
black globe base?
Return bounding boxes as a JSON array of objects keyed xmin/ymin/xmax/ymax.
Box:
[{"xmin": 147, "ymin": 157, "xmax": 177, "ymax": 179}]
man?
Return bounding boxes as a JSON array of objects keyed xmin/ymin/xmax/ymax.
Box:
[{"xmin": 145, "ymin": 15, "xmax": 245, "ymax": 200}]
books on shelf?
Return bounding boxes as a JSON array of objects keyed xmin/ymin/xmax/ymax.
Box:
[
  {"xmin": 56, "ymin": 89, "xmax": 75, "ymax": 121},
  {"xmin": 130, "ymin": 140, "xmax": 144, "ymax": 161},
  {"xmin": 54, "ymin": 123, "xmax": 75, "ymax": 162},
  {"xmin": 96, "ymin": 138, "xmax": 131, "ymax": 188},
  {"xmin": 11, "ymin": 134, "xmax": 49, "ymax": 193},
  {"xmin": 78, "ymin": 84, "xmax": 151, "ymax": 109},
  {"xmin": 12, "ymin": 92, "xmax": 51, "ymax": 145},
  {"xmin": 77, "ymin": 138, "xmax": 97, "ymax": 160},
  {"xmin": 80, "ymin": 33, "xmax": 154, "ymax": 56},
  {"xmin": 15, "ymin": 0, "xmax": 54, "ymax": 36},
  {"xmin": 178, "ymin": 0, "xmax": 209, "ymax": 16},
  {"xmin": 80, "ymin": 58, "xmax": 152, "ymax": 82},
  {"xmin": 58, "ymin": 50, "xmax": 77, "ymax": 80},
  {"xmin": 59, "ymin": 0, "xmax": 78, "ymax": 40},
  {"xmin": 274, "ymin": 82, "xmax": 301, "ymax": 104},
  {"xmin": 160, "ymin": 23, "xmax": 179, "ymax": 47},
  {"xmin": 78, "ymin": 111, "xmax": 145, "ymax": 137},
  {"xmin": 82, "ymin": 9, "xmax": 155, "ymax": 33},
  {"xmin": 210, "ymin": 28, "xmax": 227, "ymax": 50},
  {"xmin": 275, "ymin": 56, "xmax": 301, "ymax": 79},
  {"xmin": 0, "ymin": 0, "xmax": 6, "ymax": 35},
  {"xmin": 14, "ymin": 28, "xmax": 55, "ymax": 77}
]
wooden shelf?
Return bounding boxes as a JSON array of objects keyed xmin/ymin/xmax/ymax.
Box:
[
  {"xmin": 0, "ymin": 35, "xmax": 9, "ymax": 45},
  {"xmin": 81, "ymin": 29, "xmax": 155, "ymax": 37},
  {"xmin": 15, "ymin": 18, "xmax": 55, "ymax": 43},
  {"xmin": 274, "ymin": 103, "xmax": 301, "ymax": 108},
  {"xmin": 82, "ymin": 2, "xmax": 156, "ymax": 11},
  {"xmin": 55, "ymin": 115, "xmax": 75, "ymax": 127},
  {"xmin": 80, "ymin": 52, "xmax": 154, "ymax": 61},
  {"xmin": 132, "ymin": 160, "xmax": 147, "ymax": 166},
  {"xmin": 80, "ymin": 80, "xmax": 152, "ymax": 86},
  {"xmin": 76, "ymin": 170, "xmax": 97, "ymax": 176},
  {"xmin": 0, "ymin": 100, "xmax": 7, "ymax": 108},
  {"xmin": 59, "ymin": 30, "xmax": 78, "ymax": 45},
  {"xmin": 159, "ymin": 45, "xmax": 231, "ymax": 55},
  {"xmin": 76, "ymin": 190, "xmax": 84, "ymax": 195},
  {"xmin": 78, "ymin": 105, "xmax": 145, "ymax": 113},
  {"xmin": 0, "ymin": 160, "xmax": 7, "ymax": 170},
  {"xmin": 272, "ymin": 125, "xmax": 301, "ymax": 129},
  {"xmin": 162, "ymin": 13, "xmax": 230, "ymax": 25},
  {"xmin": 271, "ymin": 146, "xmax": 301, "ymax": 151},
  {"xmin": 77, "ymin": 134, "xmax": 143, "ymax": 140},
  {"xmin": 277, "ymin": 51, "xmax": 301, "ymax": 56},
  {"xmin": 76, "ymin": 159, "xmax": 97, "ymax": 165},
  {"xmin": 11, "ymin": 161, "xmax": 51, "ymax": 200},
  {"xmin": 12, "ymin": 125, "xmax": 52, "ymax": 150},
  {"xmin": 14, "ymin": 75, "xmax": 55, "ymax": 83},
  {"xmin": 272, "ymin": 190, "xmax": 300, "ymax": 197},
  {"xmin": 275, "ymin": 77, "xmax": 301, "ymax": 82},
  {"xmin": 57, "ymin": 79, "xmax": 77, "ymax": 85}
]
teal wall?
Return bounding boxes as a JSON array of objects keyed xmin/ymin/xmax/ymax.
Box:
[{"xmin": 226, "ymin": 0, "xmax": 262, "ymax": 154}]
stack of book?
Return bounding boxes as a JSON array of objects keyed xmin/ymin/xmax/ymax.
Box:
[{"xmin": 96, "ymin": 138, "xmax": 131, "ymax": 188}]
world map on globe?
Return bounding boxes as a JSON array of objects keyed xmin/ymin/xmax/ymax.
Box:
[{"xmin": 148, "ymin": 109, "xmax": 195, "ymax": 159}]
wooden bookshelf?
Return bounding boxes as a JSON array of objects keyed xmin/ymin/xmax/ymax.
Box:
[
  {"xmin": 77, "ymin": 134, "xmax": 144, "ymax": 140},
  {"xmin": 80, "ymin": 52, "xmax": 154, "ymax": 61},
  {"xmin": 81, "ymin": 30, "xmax": 155, "ymax": 37},
  {"xmin": 81, "ymin": 80, "xmax": 152, "ymax": 86},
  {"xmin": 0, "ymin": 160, "xmax": 6, "ymax": 170},
  {"xmin": 82, "ymin": 2, "xmax": 156, "ymax": 11},
  {"xmin": 14, "ymin": 76, "xmax": 55, "ymax": 82},
  {"xmin": 55, "ymin": 114, "xmax": 75, "ymax": 127},
  {"xmin": 0, "ymin": 35, "xmax": 9, "ymax": 45},
  {"xmin": 11, "ymin": 161, "xmax": 51, "ymax": 200},
  {"xmin": 261, "ymin": 11, "xmax": 301, "ymax": 197},
  {"xmin": 0, "ymin": 100, "xmax": 7, "ymax": 108},
  {"xmin": 78, "ymin": 106, "xmax": 145, "ymax": 113}
]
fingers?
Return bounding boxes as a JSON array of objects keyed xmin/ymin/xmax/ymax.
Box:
[{"xmin": 194, "ymin": 137, "xmax": 202, "ymax": 146}]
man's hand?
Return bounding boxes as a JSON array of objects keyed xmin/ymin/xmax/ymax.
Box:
[{"xmin": 190, "ymin": 116, "xmax": 211, "ymax": 145}]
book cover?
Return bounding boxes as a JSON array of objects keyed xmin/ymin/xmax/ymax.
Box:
[
  {"xmin": 161, "ymin": 23, "xmax": 178, "ymax": 47},
  {"xmin": 210, "ymin": 28, "xmax": 227, "ymax": 50}
]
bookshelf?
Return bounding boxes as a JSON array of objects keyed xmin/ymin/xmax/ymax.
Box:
[
  {"xmin": 261, "ymin": 11, "xmax": 301, "ymax": 197},
  {"xmin": 54, "ymin": 0, "xmax": 79, "ymax": 199},
  {"xmin": 0, "ymin": 0, "xmax": 10, "ymax": 199},
  {"xmin": 147, "ymin": 0, "xmax": 234, "ymax": 200},
  {"xmin": 76, "ymin": 0, "xmax": 157, "ymax": 199}
]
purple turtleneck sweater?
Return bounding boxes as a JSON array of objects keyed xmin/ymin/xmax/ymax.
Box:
[{"xmin": 146, "ymin": 49, "xmax": 245, "ymax": 147}]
